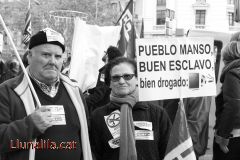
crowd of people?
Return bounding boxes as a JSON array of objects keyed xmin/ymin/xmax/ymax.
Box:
[{"xmin": 0, "ymin": 27, "xmax": 239, "ymax": 160}]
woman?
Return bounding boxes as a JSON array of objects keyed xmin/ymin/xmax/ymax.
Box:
[
  {"xmin": 213, "ymin": 41, "xmax": 240, "ymax": 160},
  {"xmin": 90, "ymin": 57, "xmax": 172, "ymax": 160}
]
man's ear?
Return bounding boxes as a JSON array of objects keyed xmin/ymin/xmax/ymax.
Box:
[
  {"xmin": 28, "ymin": 50, "xmax": 32, "ymax": 57},
  {"xmin": 27, "ymin": 50, "xmax": 32, "ymax": 64}
]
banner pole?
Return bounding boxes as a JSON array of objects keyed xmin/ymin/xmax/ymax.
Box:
[{"xmin": 0, "ymin": 14, "xmax": 41, "ymax": 108}]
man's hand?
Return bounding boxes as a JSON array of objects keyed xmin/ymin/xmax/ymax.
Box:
[
  {"xmin": 30, "ymin": 106, "xmax": 53, "ymax": 133},
  {"xmin": 215, "ymin": 134, "xmax": 229, "ymax": 153}
]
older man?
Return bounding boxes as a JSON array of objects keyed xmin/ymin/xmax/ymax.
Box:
[{"xmin": 0, "ymin": 28, "xmax": 92, "ymax": 160}]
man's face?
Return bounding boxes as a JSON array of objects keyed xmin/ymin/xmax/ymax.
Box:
[
  {"xmin": 28, "ymin": 44, "xmax": 63, "ymax": 84},
  {"xmin": 110, "ymin": 62, "xmax": 137, "ymax": 97}
]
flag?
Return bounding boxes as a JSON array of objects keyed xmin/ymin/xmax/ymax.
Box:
[
  {"xmin": 140, "ymin": 18, "xmax": 144, "ymax": 38},
  {"xmin": 164, "ymin": 100, "xmax": 196, "ymax": 160},
  {"xmin": 22, "ymin": 0, "xmax": 31, "ymax": 46},
  {"xmin": 234, "ymin": 0, "xmax": 240, "ymax": 22},
  {"xmin": 69, "ymin": 18, "xmax": 121, "ymax": 92},
  {"xmin": 116, "ymin": 0, "xmax": 136, "ymax": 58},
  {"xmin": 117, "ymin": 21, "xmax": 136, "ymax": 58},
  {"xmin": 126, "ymin": 22, "xmax": 136, "ymax": 59},
  {"xmin": 117, "ymin": 22, "xmax": 128, "ymax": 56},
  {"xmin": 116, "ymin": 0, "xmax": 133, "ymax": 25}
]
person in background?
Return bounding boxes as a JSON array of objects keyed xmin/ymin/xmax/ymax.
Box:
[
  {"xmin": 91, "ymin": 57, "xmax": 172, "ymax": 160},
  {"xmin": 213, "ymin": 40, "xmax": 240, "ymax": 160},
  {"xmin": 0, "ymin": 28, "xmax": 92, "ymax": 160},
  {"xmin": 7, "ymin": 58, "xmax": 20, "ymax": 76},
  {"xmin": 0, "ymin": 52, "xmax": 7, "ymax": 84},
  {"xmin": 85, "ymin": 46, "xmax": 123, "ymax": 113},
  {"xmin": 0, "ymin": 57, "xmax": 20, "ymax": 83},
  {"xmin": 61, "ymin": 55, "xmax": 71, "ymax": 76}
]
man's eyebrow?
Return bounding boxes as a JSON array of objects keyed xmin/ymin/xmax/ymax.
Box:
[{"xmin": 39, "ymin": 50, "xmax": 51, "ymax": 53}]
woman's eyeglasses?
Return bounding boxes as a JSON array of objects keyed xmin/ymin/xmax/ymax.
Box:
[{"xmin": 111, "ymin": 74, "xmax": 135, "ymax": 82}]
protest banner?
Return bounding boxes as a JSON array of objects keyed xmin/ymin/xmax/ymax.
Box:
[
  {"xmin": 69, "ymin": 18, "xmax": 121, "ymax": 92},
  {"xmin": 136, "ymin": 37, "xmax": 216, "ymax": 101}
]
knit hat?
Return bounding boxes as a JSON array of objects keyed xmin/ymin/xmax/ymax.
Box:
[
  {"xmin": 107, "ymin": 46, "xmax": 123, "ymax": 61},
  {"xmin": 102, "ymin": 46, "xmax": 123, "ymax": 62},
  {"xmin": 29, "ymin": 28, "xmax": 65, "ymax": 52}
]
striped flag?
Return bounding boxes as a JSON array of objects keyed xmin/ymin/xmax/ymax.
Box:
[
  {"xmin": 116, "ymin": 0, "xmax": 136, "ymax": 58},
  {"xmin": 22, "ymin": 0, "xmax": 31, "ymax": 46},
  {"xmin": 164, "ymin": 99, "xmax": 196, "ymax": 160},
  {"xmin": 117, "ymin": 21, "xmax": 127, "ymax": 56}
]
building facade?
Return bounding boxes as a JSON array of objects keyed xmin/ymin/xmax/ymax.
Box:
[{"xmin": 114, "ymin": 0, "xmax": 240, "ymax": 37}]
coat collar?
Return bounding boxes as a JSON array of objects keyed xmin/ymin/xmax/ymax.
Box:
[
  {"xmin": 13, "ymin": 67, "xmax": 79, "ymax": 94},
  {"xmin": 108, "ymin": 101, "xmax": 149, "ymax": 112}
]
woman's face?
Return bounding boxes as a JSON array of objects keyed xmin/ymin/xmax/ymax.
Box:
[{"xmin": 110, "ymin": 62, "xmax": 137, "ymax": 97}]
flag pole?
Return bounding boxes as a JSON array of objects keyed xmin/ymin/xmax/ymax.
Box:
[
  {"xmin": 95, "ymin": 0, "xmax": 98, "ymax": 20},
  {"xmin": 0, "ymin": 14, "xmax": 41, "ymax": 108},
  {"xmin": 28, "ymin": 0, "xmax": 31, "ymax": 8}
]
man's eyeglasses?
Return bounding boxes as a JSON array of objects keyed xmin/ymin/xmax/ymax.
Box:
[{"xmin": 111, "ymin": 74, "xmax": 135, "ymax": 82}]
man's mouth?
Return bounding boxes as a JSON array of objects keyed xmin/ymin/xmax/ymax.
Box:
[{"xmin": 45, "ymin": 66, "xmax": 58, "ymax": 70}]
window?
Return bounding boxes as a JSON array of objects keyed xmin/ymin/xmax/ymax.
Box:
[
  {"xmin": 166, "ymin": 9, "xmax": 175, "ymax": 20},
  {"xmin": 228, "ymin": 12, "xmax": 234, "ymax": 26},
  {"xmin": 157, "ymin": 0, "xmax": 166, "ymax": 6},
  {"xmin": 156, "ymin": 10, "xmax": 166, "ymax": 25},
  {"xmin": 110, "ymin": 2, "xmax": 118, "ymax": 10},
  {"xmin": 195, "ymin": 10, "xmax": 206, "ymax": 25},
  {"xmin": 227, "ymin": 0, "xmax": 234, "ymax": 4}
]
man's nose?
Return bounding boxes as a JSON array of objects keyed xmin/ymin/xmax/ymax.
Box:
[{"xmin": 49, "ymin": 56, "xmax": 56, "ymax": 64}]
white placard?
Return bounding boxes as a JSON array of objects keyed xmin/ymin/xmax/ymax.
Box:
[
  {"xmin": 136, "ymin": 37, "xmax": 216, "ymax": 101},
  {"xmin": 43, "ymin": 28, "xmax": 64, "ymax": 45},
  {"xmin": 104, "ymin": 110, "xmax": 120, "ymax": 139},
  {"xmin": 50, "ymin": 114, "xmax": 66, "ymax": 125},
  {"xmin": 135, "ymin": 130, "xmax": 154, "ymax": 140},
  {"xmin": 133, "ymin": 121, "xmax": 152, "ymax": 131},
  {"xmin": 45, "ymin": 105, "xmax": 66, "ymax": 125}
]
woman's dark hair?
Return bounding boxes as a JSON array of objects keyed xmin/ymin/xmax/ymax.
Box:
[
  {"xmin": 106, "ymin": 46, "xmax": 123, "ymax": 61},
  {"xmin": 104, "ymin": 57, "xmax": 137, "ymax": 86}
]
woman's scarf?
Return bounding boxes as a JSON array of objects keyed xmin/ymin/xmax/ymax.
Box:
[
  {"xmin": 220, "ymin": 41, "xmax": 240, "ymax": 83},
  {"xmin": 110, "ymin": 89, "xmax": 138, "ymax": 160}
]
